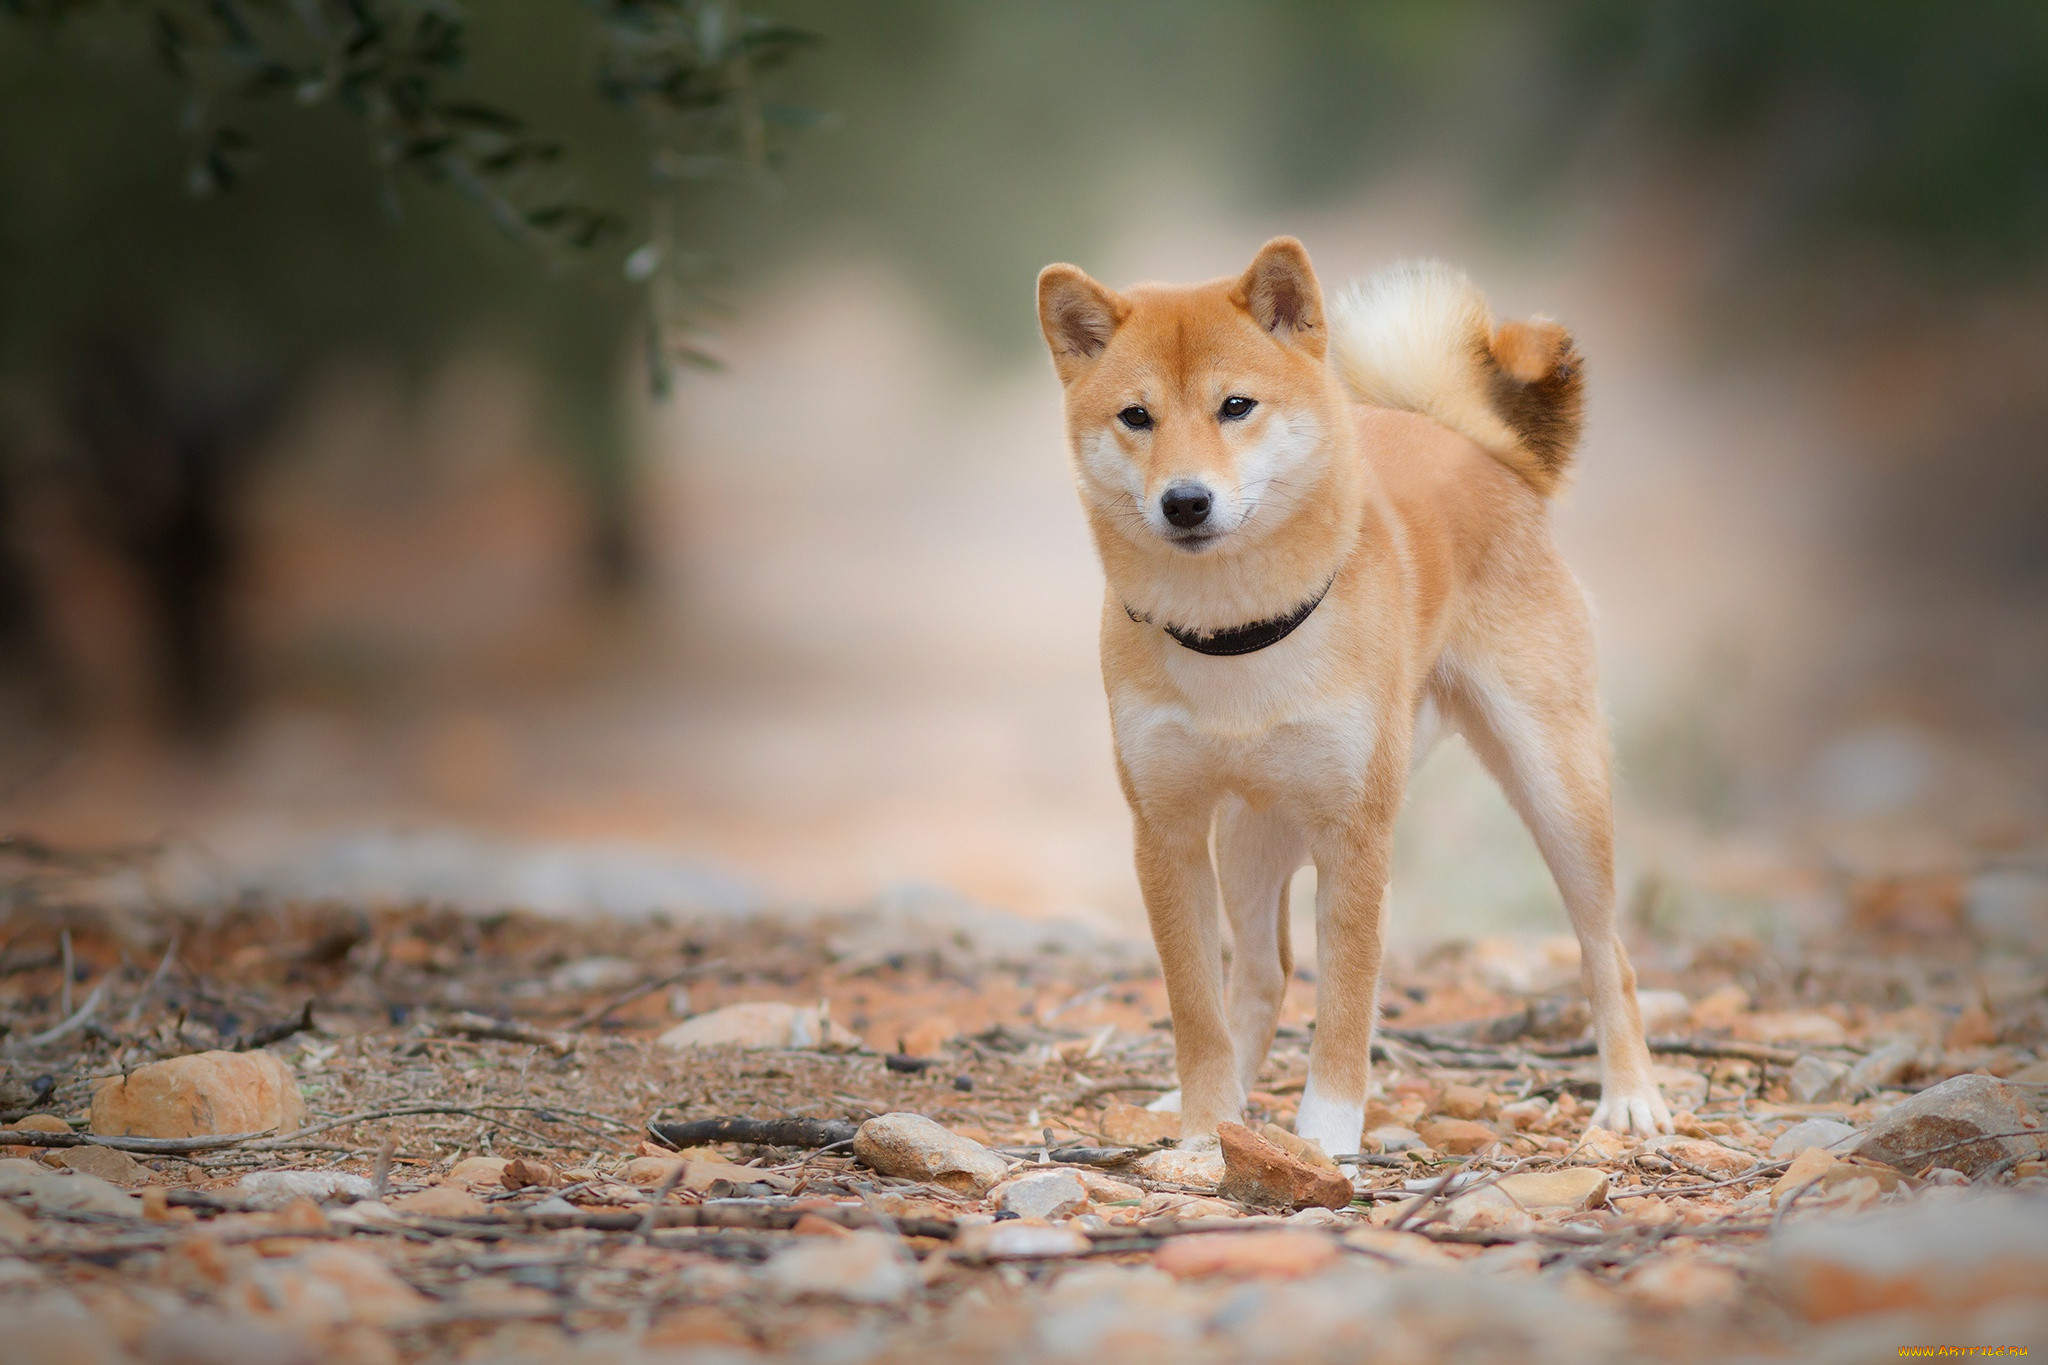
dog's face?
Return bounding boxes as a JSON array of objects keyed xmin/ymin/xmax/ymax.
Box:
[{"xmin": 1037, "ymin": 238, "xmax": 1336, "ymax": 557}]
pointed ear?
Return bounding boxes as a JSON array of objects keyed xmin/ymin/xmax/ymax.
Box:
[
  {"xmin": 1233, "ymin": 237, "xmax": 1325, "ymax": 357},
  {"xmin": 1037, "ymin": 264, "xmax": 1127, "ymax": 381}
]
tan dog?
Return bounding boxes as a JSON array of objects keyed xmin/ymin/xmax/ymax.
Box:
[{"xmin": 1036, "ymin": 238, "xmax": 1672, "ymax": 1155}]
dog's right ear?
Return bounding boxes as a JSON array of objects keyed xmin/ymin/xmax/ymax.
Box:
[{"xmin": 1037, "ymin": 264, "xmax": 1127, "ymax": 383}]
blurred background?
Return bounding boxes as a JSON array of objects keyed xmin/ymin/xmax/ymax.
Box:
[{"xmin": 2, "ymin": 0, "xmax": 2044, "ymax": 952}]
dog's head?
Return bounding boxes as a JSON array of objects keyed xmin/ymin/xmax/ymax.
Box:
[{"xmin": 1037, "ymin": 237, "xmax": 1341, "ymax": 558}]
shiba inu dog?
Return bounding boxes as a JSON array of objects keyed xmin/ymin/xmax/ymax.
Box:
[{"xmin": 1035, "ymin": 238, "xmax": 1673, "ymax": 1157}]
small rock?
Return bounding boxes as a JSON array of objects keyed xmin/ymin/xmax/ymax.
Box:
[
  {"xmin": 1624, "ymin": 1255, "xmax": 1740, "ymax": 1309},
  {"xmin": 1100, "ymin": 1101, "xmax": 1180, "ymax": 1146},
  {"xmin": 1769, "ymin": 1118, "xmax": 1860, "ymax": 1160},
  {"xmin": 1499, "ymin": 1099, "xmax": 1551, "ymax": 1131},
  {"xmin": 1641, "ymin": 1135, "xmax": 1754, "ymax": 1178},
  {"xmin": 898, "ymin": 1015, "xmax": 958, "ymax": 1056},
  {"xmin": 853, "ymin": 1113, "xmax": 1009, "ymax": 1195},
  {"xmin": 1735, "ymin": 1012, "xmax": 1847, "ymax": 1047},
  {"xmin": 1367, "ymin": 1124, "xmax": 1424, "ymax": 1152},
  {"xmin": 501, "ymin": 1157, "xmax": 561, "ymax": 1189},
  {"xmin": 90, "ymin": 1049, "xmax": 304, "ymax": 1139},
  {"xmin": 236, "ymin": 1245, "xmax": 431, "ymax": 1326},
  {"xmin": 1217, "ymin": 1122, "xmax": 1352, "ymax": 1210},
  {"xmin": 956, "ymin": 1220, "xmax": 1093, "ymax": 1259},
  {"xmin": 547, "ymin": 956, "xmax": 641, "ymax": 994},
  {"xmin": 1442, "ymin": 1184, "xmax": 1534, "ymax": 1232},
  {"xmin": 1847, "ymin": 1039, "xmax": 1920, "ymax": 1095},
  {"xmin": 1071, "ymin": 1169, "xmax": 1144, "ymax": 1204},
  {"xmin": 389, "ymin": 1185, "xmax": 487, "ymax": 1217},
  {"xmin": 56, "ymin": 1145, "xmax": 151, "ymax": 1185},
  {"xmin": 992, "ymin": 1170, "xmax": 1090, "ymax": 1221},
  {"xmin": 443, "ymin": 1156, "xmax": 511, "ymax": 1189},
  {"xmin": 1131, "ymin": 1147, "xmax": 1225, "ymax": 1188},
  {"xmin": 524, "ymin": 1195, "xmax": 579, "ymax": 1218},
  {"xmin": 1771, "ymin": 1147, "xmax": 1842, "ymax": 1206},
  {"xmin": 1136, "ymin": 1190, "xmax": 1240, "ymax": 1219},
  {"xmin": 1787, "ymin": 1054, "xmax": 1850, "ymax": 1104},
  {"xmin": 1495, "ymin": 1167, "xmax": 1608, "ymax": 1211},
  {"xmin": 766, "ymin": 1230, "xmax": 917, "ymax": 1303},
  {"xmin": 237, "ymin": 1171, "xmax": 376, "ymax": 1208},
  {"xmin": 1851, "ymin": 1074, "xmax": 2045, "ymax": 1176},
  {"xmin": 1635, "ymin": 989, "xmax": 1692, "ymax": 1034},
  {"xmin": 1415, "ymin": 1117, "xmax": 1499, "ymax": 1155},
  {"xmin": 0, "ymin": 1157, "xmax": 140, "ymax": 1218},
  {"xmin": 656, "ymin": 1000, "xmax": 836, "ymax": 1051},
  {"xmin": 1438, "ymin": 1084, "xmax": 1500, "ymax": 1122},
  {"xmin": 1574, "ymin": 1126, "xmax": 1635, "ymax": 1161},
  {"xmin": 1154, "ymin": 1229, "xmax": 1338, "ymax": 1278},
  {"xmin": 2, "ymin": 1113, "xmax": 71, "ymax": 1160},
  {"xmin": 1771, "ymin": 1191, "xmax": 2048, "ymax": 1320}
]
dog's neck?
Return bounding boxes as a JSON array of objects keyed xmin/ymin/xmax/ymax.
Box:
[{"xmin": 1092, "ymin": 414, "xmax": 1369, "ymax": 638}]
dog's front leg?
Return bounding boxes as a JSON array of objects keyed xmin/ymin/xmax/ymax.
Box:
[
  {"xmin": 1133, "ymin": 810, "xmax": 1240, "ymax": 1144},
  {"xmin": 1294, "ymin": 817, "xmax": 1395, "ymax": 1159}
]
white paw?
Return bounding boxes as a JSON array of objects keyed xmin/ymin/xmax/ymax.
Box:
[
  {"xmin": 1294, "ymin": 1080, "xmax": 1365, "ymax": 1157},
  {"xmin": 1146, "ymin": 1088, "xmax": 1183, "ymax": 1114},
  {"xmin": 1589, "ymin": 1085, "xmax": 1674, "ymax": 1137}
]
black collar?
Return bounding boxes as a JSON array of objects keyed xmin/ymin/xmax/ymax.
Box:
[{"xmin": 1125, "ymin": 576, "xmax": 1335, "ymax": 657}]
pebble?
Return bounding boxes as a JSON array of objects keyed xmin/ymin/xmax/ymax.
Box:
[
  {"xmin": 388, "ymin": 1185, "xmax": 487, "ymax": 1217},
  {"xmin": 991, "ymin": 1169, "xmax": 1090, "ymax": 1221},
  {"xmin": 1850, "ymin": 1074, "xmax": 2044, "ymax": 1176},
  {"xmin": 1641, "ymin": 1135, "xmax": 1754, "ymax": 1178},
  {"xmin": 1100, "ymin": 1100, "xmax": 1180, "ymax": 1146},
  {"xmin": 443, "ymin": 1156, "xmax": 511, "ymax": 1189},
  {"xmin": 1768, "ymin": 1118, "xmax": 1859, "ymax": 1160},
  {"xmin": 1217, "ymin": 1122, "xmax": 1353, "ymax": 1211},
  {"xmin": 1574, "ymin": 1127, "xmax": 1635, "ymax": 1161},
  {"xmin": 1366, "ymin": 1124, "xmax": 1424, "ymax": 1153},
  {"xmin": 1438, "ymin": 1084, "xmax": 1500, "ymax": 1121},
  {"xmin": 955, "ymin": 1220, "xmax": 1093, "ymax": 1259},
  {"xmin": 1494, "ymin": 1167, "xmax": 1609, "ymax": 1211},
  {"xmin": 89, "ymin": 1049, "xmax": 304, "ymax": 1140},
  {"xmin": 1846, "ymin": 1039, "xmax": 1920, "ymax": 1096},
  {"xmin": 1415, "ymin": 1117, "xmax": 1498, "ymax": 1155},
  {"xmin": 655, "ymin": 1000, "xmax": 836, "ymax": 1050},
  {"xmin": 55, "ymin": 1145, "xmax": 151, "ymax": 1185},
  {"xmin": 1136, "ymin": 1190, "xmax": 1240, "ymax": 1220},
  {"xmin": 235, "ymin": 1245, "xmax": 430, "ymax": 1327},
  {"xmin": 500, "ymin": 1157, "xmax": 561, "ymax": 1189},
  {"xmin": 237, "ymin": 1171, "xmax": 377, "ymax": 1208},
  {"xmin": 765, "ymin": 1230, "xmax": 917, "ymax": 1304},
  {"xmin": 0, "ymin": 1157, "xmax": 140, "ymax": 1218},
  {"xmin": 1129, "ymin": 1147, "xmax": 1225, "ymax": 1187},
  {"xmin": 1787, "ymin": 1054, "xmax": 1850, "ymax": 1104},
  {"xmin": 853, "ymin": 1112, "xmax": 1010, "ymax": 1195},
  {"xmin": 1771, "ymin": 1191, "xmax": 2048, "ymax": 1321},
  {"xmin": 1153, "ymin": 1228, "xmax": 1339, "ymax": 1278}
]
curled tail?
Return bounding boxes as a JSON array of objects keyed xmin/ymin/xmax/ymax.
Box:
[{"xmin": 1327, "ymin": 260, "xmax": 1584, "ymax": 497}]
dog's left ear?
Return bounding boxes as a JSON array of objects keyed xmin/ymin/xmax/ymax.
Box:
[{"xmin": 1234, "ymin": 237, "xmax": 1325, "ymax": 358}]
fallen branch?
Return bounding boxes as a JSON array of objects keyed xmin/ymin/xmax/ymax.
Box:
[
  {"xmin": 6, "ymin": 981, "xmax": 108, "ymax": 1054},
  {"xmin": 440, "ymin": 1011, "xmax": 574, "ymax": 1056},
  {"xmin": 0, "ymin": 1126, "xmax": 274, "ymax": 1154},
  {"xmin": 1528, "ymin": 1037, "xmax": 1804, "ymax": 1067},
  {"xmin": 649, "ymin": 1116, "xmax": 859, "ymax": 1149},
  {"xmin": 235, "ymin": 999, "xmax": 316, "ymax": 1051}
]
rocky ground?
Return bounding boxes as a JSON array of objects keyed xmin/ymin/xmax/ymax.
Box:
[{"xmin": 2, "ymin": 843, "xmax": 2046, "ymax": 1363}]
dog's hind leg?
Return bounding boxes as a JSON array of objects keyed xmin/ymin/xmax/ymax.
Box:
[
  {"xmin": 1216, "ymin": 796, "xmax": 1305, "ymax": 1098},
  {"xmin": 1440, "ymin": 647, "xmax": 1673, "ymax": 1137}
]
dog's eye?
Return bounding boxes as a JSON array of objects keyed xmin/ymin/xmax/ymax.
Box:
[
  {"xmin": 1219, "ymin": 395, "xmax": 1257, "ymax": 420},
  {"xmin": 1118, "ymin": 406, "xmax": 1152, "ymax": 430}
]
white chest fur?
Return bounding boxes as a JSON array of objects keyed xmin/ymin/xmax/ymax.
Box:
[{"xmin": 1110, "ymin": 614, "xmax": 1378, "ymax": 815}]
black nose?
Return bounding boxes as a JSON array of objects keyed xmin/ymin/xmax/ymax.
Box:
[{"xmin": 1160, "ymin": 484, "xmax": 1212, "ymax": 528}]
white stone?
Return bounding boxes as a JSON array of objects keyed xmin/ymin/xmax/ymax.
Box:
[
  {"xmin": 1769, "ymin": 1118, "xmax": 1860, "ymax": 1160},
  {"xmin": 656, "ymin": 1000, "xmax": 834, "ymax": 1050},
  {"xmin": 765, "ymin": 1230, "xmax": 917, "ymax": 1304},
  {"xmin": 237, "ymin": 1170, "xmax": 377, "ymax": 1208},
  {"xmin": 1130, "ymin": 1147, "xmax": 1225, "ymax": 1187},
  {"xmin": 1787, "ymin": 1054, "xmax": 1851, "ymax": 1104},
  {"xmin": 853, "ymin": 1112, "xmax": 1010, "ymax": 1195},
  {"xmin": 956, "ymin": 1220, "xmax": 1093, "ymax": 1259},
  {"xmin": 992, "ymin": 1169, "xmax": 1089, "ymax": 1220}
]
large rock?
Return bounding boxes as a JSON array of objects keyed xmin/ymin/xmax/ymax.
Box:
[
  {"xmin": 853, "ymin": 1112, "xmax": 1009, "ymax": 1195},
  {"xmin": 1850, "ymin": 1074, "xmax": 2045, "ymax": 1176},
  {"xmin": 1216, "ymin": 1123, "xmax": 1351, "ymax": 1211},
  {"xmin": 991, "ymin": 1169, "xmax": 1089, "ymax": 1220},
  {"xmin": 90, "ymin": 1049, "xmax": 304, "ymax": 1139},
  {"xmin": 765, "ymin": 1230, "xmax": 917, "ymax": 1304},
  {"xmin": 1771, "ymin": 1192, "xmax": 2048, "ymax": 1321}
]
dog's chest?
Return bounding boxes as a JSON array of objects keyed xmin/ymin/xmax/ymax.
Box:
[{"xmin": 1111, "ymin": 631, "xmax": 1378, "ymax": 808}]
